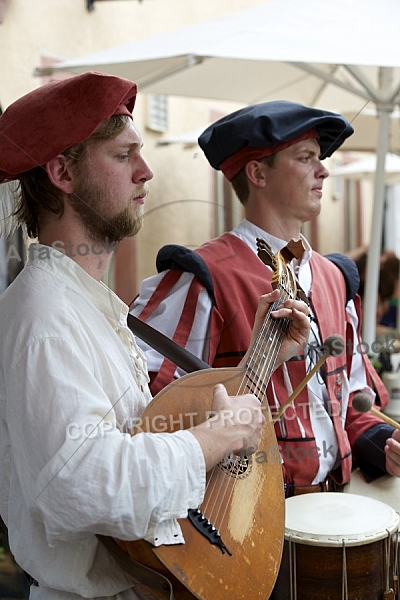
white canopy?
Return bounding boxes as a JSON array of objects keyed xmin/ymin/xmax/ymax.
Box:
[
  {"xmin": 36, "ymin": 0, "xmax": 400, "ymax": 108},
  {"xmin": 36, "ymin": 0, "xmax": 400, "ymax": 345},
  {"xmin": 332, "ymin": 153, "xmax": 400, "ymax": 183}
]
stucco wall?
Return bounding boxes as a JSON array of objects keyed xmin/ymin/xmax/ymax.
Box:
[
  {"xmin": 0, "ymin": 0, "xmax": 368, "ymax": 296},
  {"xmin": 0, "ymin": 0, "xmax": 264, "ymax": 293}
]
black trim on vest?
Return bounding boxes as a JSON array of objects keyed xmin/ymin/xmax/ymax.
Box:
[
  {"xmin": 277, "ymin": 437, "xmax": 316, "ymax": 442},
  {"xmin": 325, "ymin": 253, "xmax": 360, "ymax": 305},
  {"xmin": 324, "ymin": 364, "xmax": 347, "ymax": 376},
  {"xmin": 156, "ymin": 244, "xmax": 215, "ymax": 303},
  {"xmin": 156, "ymin": 246, "xmax": 359, "ymax": 311},
  {"xmin": 341, "ymin": 450, "xmax": 353, "ymax": 460},
  {"xmin": 215, "ymin": 350, "xmax": 246, "ymax": 359}
]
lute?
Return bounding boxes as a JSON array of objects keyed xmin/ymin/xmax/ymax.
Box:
[{"xmin": 103, "ymin": 238, "xmax": 306, "ymax": 600}]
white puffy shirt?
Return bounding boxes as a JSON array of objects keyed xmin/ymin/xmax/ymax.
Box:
[{"xmin": 0, "ymin": 244, "xmax": 205, "ymax": 599}]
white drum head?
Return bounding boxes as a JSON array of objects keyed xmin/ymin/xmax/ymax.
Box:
[{"xmin": 285, "ymin": 492, "xmax": 399, "ymax": 547}]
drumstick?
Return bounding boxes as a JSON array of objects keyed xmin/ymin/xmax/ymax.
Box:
[
  {"xmin": 352, "ymin": 393, "xmax": 400, "ymax": 430},
  {"xmin": 272, "ymin": 334, "xmax": 345, "ymax": 423}
]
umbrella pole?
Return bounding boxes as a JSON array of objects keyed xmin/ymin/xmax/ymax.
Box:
[{"xmin": 362, "ymin": 103, "xmax": 393, "ymax": 351}]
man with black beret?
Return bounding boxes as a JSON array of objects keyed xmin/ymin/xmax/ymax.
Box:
[
  {"xmin": 0, "ymin": 76, "xmax": 311, "ymax": 598},
  {"xmin": 132, "ymin": 100, "xmax": 400, "ymax": 495}
]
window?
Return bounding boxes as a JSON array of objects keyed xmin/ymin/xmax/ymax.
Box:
[{"xmin": 147, "ymin": 94, "xmax": 168, "ymax": 133}]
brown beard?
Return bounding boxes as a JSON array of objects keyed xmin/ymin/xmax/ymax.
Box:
[{"xmin": 69, "ymin": 167, "xmax": 145, "ymax": 244}]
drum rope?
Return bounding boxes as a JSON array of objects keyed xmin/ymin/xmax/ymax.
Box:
[
  {"xmin": 394, "ymin": 528, "xmax": 399, "ymax": 598},
  {"xmin": 342, "ymin": 540, "xmax": 348, "ymax": 600},
  {"xmin": 385, "ymin": 528, "xmax": 391, "ymax": 592},
  {"xmin": 288, "ymin": 535, "xmax": 297, "ymax": 600}
]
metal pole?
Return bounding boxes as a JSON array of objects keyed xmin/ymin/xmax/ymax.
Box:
[{"xmin": 362, "ymin": 69, "xmax": 394, "ymax": 349}]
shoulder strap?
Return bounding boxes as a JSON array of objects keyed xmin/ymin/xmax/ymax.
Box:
[
  {"xmin": 127, "ymin": 313, "xmax": 210, "ymax": 374},
  {"xmin": 324, "ymin": 253, "xmax": 360, "ymax": 305},
  {"xmin": 156, "ymin": 244, "xmax": 215, "ymax": 303},
  {"xmin": 97, "ymin": 535, "xmax": 175, "ymax": 600}
]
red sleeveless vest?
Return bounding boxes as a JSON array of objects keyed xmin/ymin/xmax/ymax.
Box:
[{"xmin": 140, "ymin": 232, "xmax": 389, "ymax": 485}]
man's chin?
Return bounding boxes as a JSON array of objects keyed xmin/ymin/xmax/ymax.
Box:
[
  {"xmin": 100, "ymin": 213, "xmax": 144, "ymax": 244},
  {"xmin": 129, "ymin": 215, "xmax": 144, "ymax": 238}
]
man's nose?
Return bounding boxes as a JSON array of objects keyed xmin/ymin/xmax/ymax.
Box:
[{"xmin": 316, "ymin": 160, "xmax": 329, "ymax": 179}]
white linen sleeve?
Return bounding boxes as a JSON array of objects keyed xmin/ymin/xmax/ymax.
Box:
[
  {"xmin": 6, "ymin": 336, "xmax": 206, "ymax": 547},
  {"xmin": 131, "ymin": 270, "xmax": 213, "ymax": 376}
]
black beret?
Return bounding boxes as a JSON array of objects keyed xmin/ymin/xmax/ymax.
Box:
[{"xmin": 198, "ymin": 100, "xmax": 353, "ymax": 180}]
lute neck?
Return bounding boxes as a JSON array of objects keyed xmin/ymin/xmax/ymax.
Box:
[{"xmin": 240, "ymin": 287, "xmax": 290, "ymax": 403}]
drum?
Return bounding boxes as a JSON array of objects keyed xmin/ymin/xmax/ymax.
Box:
[{"xmin": 271, "ymin": 493, "xmax": 399, "ymax": 600}]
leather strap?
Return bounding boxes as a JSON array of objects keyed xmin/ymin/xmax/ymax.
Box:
[
  {"xmin": 293, "ymin": 483, "xmax": 327, "ymax": 495},
  {"xmin": 97, "ymin": 535, "xmax": 176, "ymax": 600},
  {"xmin": 127, "ymin": 313, "xmax": 210, "ymax": 374},
  {"xmin": 285, "ymin": 478, "xmax": 339, "ymax": 497}
]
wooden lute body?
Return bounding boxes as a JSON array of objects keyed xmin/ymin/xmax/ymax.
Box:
[
  {"xmin": 116, "ymin": 367, "xmax": 284, "ymax": 599},
  {"xmin": 109, "ymin": 238, "xmax": 306, "ymax": 600}
]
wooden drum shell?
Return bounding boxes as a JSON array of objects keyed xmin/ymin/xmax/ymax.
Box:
[{"xmin": 271, "ymin": 492, "xmax": 399, "ymax": 600}]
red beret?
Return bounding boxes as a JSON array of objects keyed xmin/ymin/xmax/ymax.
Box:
[
  {"xmin": 0, "ymin": 71, "xmax": 137, "ymax": 183},
  {"xmin": 219, "ymin": 129, "xmax": 319, "ymax": 181}
]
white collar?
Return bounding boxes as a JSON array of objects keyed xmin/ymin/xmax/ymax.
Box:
[{"xmin": 231, "ymin": 219, "xmax": 312, "ymax": 266}]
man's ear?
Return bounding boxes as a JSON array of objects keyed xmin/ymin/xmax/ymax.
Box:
[
  {"xmin": 245, "ymin": 160, "xmax": 268, "ymax": 188},
  {"xmin": 45, "ymin": 155, "xmax": 75, "ymax": 194}
]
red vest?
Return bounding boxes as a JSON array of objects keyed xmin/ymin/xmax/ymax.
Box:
[{"xmin": 140, "ymin": 233, "xmax": 389, "ymax": 485}]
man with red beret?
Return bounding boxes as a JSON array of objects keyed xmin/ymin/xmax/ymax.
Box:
[
  {"xmin": 132, "ymin": 101, "xmax": 400, "ymax": 494},
  {"xmin": 0, "ymin": 74, "xmax": 310, "ymax": 598}
]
